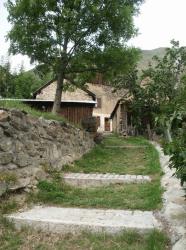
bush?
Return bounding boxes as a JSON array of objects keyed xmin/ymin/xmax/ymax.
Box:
[
  {"xmin": 164, "ymin": 123, "xmax": 186, "ymax": 185},
  {"xmin": 81, "ymin": 117, "xmax": 97, "ymax": 133},
  {"xmin": 94, "ymin": 132, "xmax": 103, "ymax": 144}
]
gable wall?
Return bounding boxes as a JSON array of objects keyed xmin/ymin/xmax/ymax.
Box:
[{"xmin": 36, "ymin": 81, "xmax": 93, "ymax": 101}]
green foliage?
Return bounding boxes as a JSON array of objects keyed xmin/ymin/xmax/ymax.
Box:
[
  {"xmin": 6, "ymin": 0, "xmax": 143, "ymax": 112},
  {"xmin": 0, "ymin": 59, "xmax": 15, "ymax": 98},
  {"xmin": 163, "ymin": 111, "xmax": 186, "ymax": 185},
  {"xmin": 127, "ymin": 40, "xmax": 186, "ymax": 184},
  {"xmin": 112, "ymin": 40, "xmax": 186, "ymax": 185},
  {"xmin": 0, "ymin": 58, "xmax": 52, "ymax": 99},
  {"xmin": 146, "ymin": 41, "xmax": 186, "ymax": 185}
]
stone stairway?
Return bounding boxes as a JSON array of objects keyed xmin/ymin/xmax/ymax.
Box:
[
  {"xmin": 7, "ymin": 206, "xmax": 161, "ymax": 234},
  {"xmin": 7, "ymin": 172, "xmax": 158, "ymax": 234},
  {"xmin": 7, "ymin": 142, "xmax": 162, "ymax": 235},
  {"xmin": 63, "ymin": 173, "xmax": 151, "ymax": 187}
]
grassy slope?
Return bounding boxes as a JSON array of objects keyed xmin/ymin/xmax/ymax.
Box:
[
  {"xmin": 0, "ymin": 217, "xmax": 169, "ymax": 250},
  {"xmin": 30, "ymin": 135, "xmax": 163, "ymax": 210},
  {"xmin": 0, "ymin": 100, "xmax": 67, "ymax": 123},
  {"xmin": 0, "ymin": 198, "xmax": 169, "ymax": 250},
  {"xmin": 63, "ymin": 136, "xmax": 162, "ymax": 176},
  {"xmin": 0, "ymin": 135, "xmax": 169, "ymax": 249}
]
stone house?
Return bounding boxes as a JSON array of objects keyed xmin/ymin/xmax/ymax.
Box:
[
  {"xmin": 32, "ymin": 79, "xmax": 96, "ymax": 125},
  {"xmin": 33, "ymin": 79, "xmax": 130, "ymax": 133}
]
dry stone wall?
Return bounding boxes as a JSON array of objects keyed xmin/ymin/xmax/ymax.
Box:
[{"xmin": 0, "ymin": 109, "xmax": 94, "ymax": 195}]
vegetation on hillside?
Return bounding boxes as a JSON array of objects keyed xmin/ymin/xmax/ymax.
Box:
[
  {"xmin": 0, "ymin": 58, "xmax": 52, "ymax": 99},
  {"xmin": 138, "ymin": 48, "xmax": 166, "ymax": 71}
]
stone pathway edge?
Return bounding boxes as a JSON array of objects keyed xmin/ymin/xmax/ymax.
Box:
[{"xmin": 151, "ymin": 142, "xmax": 186, "ymax": 250}]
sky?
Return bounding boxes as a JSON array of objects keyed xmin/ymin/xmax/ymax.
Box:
[{"xmin": 0, "ymin": 0, "xmax": 186, "ymax": 71}]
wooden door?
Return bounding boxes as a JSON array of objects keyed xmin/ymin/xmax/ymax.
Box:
[{"xmin": 105, "ymin": 118, "xmax": 110, "ymax": 131}]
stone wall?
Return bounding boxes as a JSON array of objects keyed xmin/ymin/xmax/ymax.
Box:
[{"xmin": 0, "ymin": 109, "xmax": 94, "ymax": 196}]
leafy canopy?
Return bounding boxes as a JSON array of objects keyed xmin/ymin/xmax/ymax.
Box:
[{"xmin": 6, "ymin": 0, "xmax": 143, "ymax": 78}]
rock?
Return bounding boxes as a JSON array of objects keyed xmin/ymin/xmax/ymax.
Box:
[
  {"xmin": 6, "ymin": 163, "xmax": 18, "ymax": 170},
  {"xmin": 4, "ymin": 126, "xmax": 16, "ymax": 137},
  {"xmin": 35, "ymin": 169, "xmax": 47, "ymax": 181},
  {"xmin": 9, "ymin": 177, "xmax": 31, "ymax": 191},
  {"xmin": 0, "ymin": 109, "xmax": 94, "ymax": 192},
  {"xmin": 0, "ymin": 138, "xmax": 12, "ymax": 152},
  {"xmin": 0, "ymin": 121, "xmax": 9, "ymax": 129},
  {"xmin": 0, "ymin": 181, "xmax": 7, "ymax": 197},
  {"xmin": 10, "ymin": 109, "xmax": 24, "ymax": 118},
  {"xmin": 14, "ymin": 141, "xmax": 24, "ymax": 152},
  {"xmin": 14, "ymin": 153, "xmax": 30, "ymax": 168},
  {"xmin": 0, "ymin": 126, "xmax": 4, "ymax": 137},
  {"xmin": 0, "ymin": 152, "xmax": 13, "ymax": 165},
  {"xmin": 0, "ymin": 110, "xmax": 9, "ymax": 122}
]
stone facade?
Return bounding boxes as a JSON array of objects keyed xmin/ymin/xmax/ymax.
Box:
[
  {"xmin": 0, "ymin": 109, "xmax": 94, "ymax": 196},
  {"xmin": 36, "ymin": 81, "xmax": 93, "ymax": 101},
  {"xmin": 35, "ymin": 81, "xmax": 127, "ymax": 132}
]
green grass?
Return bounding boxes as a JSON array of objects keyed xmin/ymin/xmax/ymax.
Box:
[
  {"xmin": 0, "ymin": 218, "xmax": 169, "ymax": 250},
  {"xmin": 30, "ymin": 178, "xmax": 163, "ymax": 210},
  {"xmin": 0, "ymin": 200, "xmax": 18, "ymax": 215},
  {"xmin": 0, "ymin": 134, "xmax": 169, "ymax": 249},
  {"xmin": 0, "ymin": 100, "xmax": 67, "ymax": 123},
  {"xmin": 29, "ymin": 135, "xmax": 163, "ymax": 210},
  {"xmin": 63, "ymin": 136, "xmax": 162, "ymax": 176}
]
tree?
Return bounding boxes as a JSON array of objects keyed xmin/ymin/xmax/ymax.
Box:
[
  {"xmin": 142, "ymin": 40, "xmax": 186, "ymax": 141},
  {"xmin": 6, "ymin": 0, "xmax": 143, "ymax": 114},
  {"xmin": 0, "ymin": 58, "xmax": 15, "ymax": 98},
  {"xmin": 117, "ymin": 40, "xmax": 186, "ymax": 184}
]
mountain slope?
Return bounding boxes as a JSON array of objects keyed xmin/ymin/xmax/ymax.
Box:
[{"xmin": 138, "ymin": 47, "xmax": 167, "ymax": 71}]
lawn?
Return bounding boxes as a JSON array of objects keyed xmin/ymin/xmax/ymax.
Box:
[
  {"xmin": 29, "ymin": 135, "xmax": 163, "ymax": 210},
  {"xmin": 0, "ymin": 135, "xmax": 168, "ymax": 249},
  {"xmin": 0, "ymin": 216, "xmax": 169, "ymax": 250},
  {"xmin": 30, "ymin": 178, "xmax": 163, "ymax": 210},
  {"xmin": 63, "ymin": 135, "xmax": 162, "ymax": 176}
]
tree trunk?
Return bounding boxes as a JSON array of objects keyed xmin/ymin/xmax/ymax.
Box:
[
  {"xmin": 52, "ymin": 71, "xmax": 65, "ymax": 114},
  {"xmin": 164, "ymin": 127, "xmax": 173, "ymax": 143},
  {"xmin": 147, "ymin": 123, "xmax": 153, "ymax": 140}
]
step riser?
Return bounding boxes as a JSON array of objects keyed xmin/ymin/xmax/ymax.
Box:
[
  {"xmin": 64, "ymin": 178, "xmax": 149, "ymax": 187},
  {"xmin": 10, "ymin": 218, "xmax": 158, "ymax": 234},
  {"xmin": 7, "ymin": 206, "xmax": 162, "ymax": 235},
  {"xmin": 63, "ymin": 174, "xmax": 151, "ymax": 187}
]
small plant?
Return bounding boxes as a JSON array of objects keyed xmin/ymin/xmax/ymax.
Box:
[
  {"xmin": 0, "ymin": 199, "xmax": 18, "ymax": 214},
  {"xmin": 0, "ymin": 172, "xmax": 17, "ymax": 184},
  {"xmin": 41, "ymin": 164, "xmax": 62, "ymax": 182}
]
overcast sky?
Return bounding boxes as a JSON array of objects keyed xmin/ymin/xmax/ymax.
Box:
[{"xmin": 1, "ymin": 0, "xmax": 186, "ymax": 71}]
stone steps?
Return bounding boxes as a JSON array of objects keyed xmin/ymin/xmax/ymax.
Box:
[
  {"xmin": 63, "ymin": 173, "xmax": 151, "ymax": 187},
  {"xmin": 7, "ymin": 206, "xmax": 162, "ymax": 234},
  {"xmin": 104, "ymin": 145, "xmax": 148, "ymax": 149}
]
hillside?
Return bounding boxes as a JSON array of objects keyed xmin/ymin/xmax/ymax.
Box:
[{"xmin": 138, "ymin": 47, "xmax": 167, "ymax": 72}]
